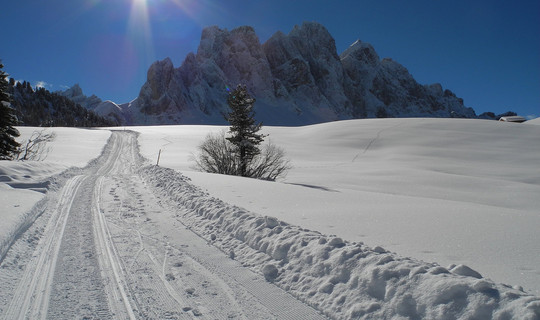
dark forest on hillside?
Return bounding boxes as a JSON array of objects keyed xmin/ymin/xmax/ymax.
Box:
[{"xmin": 7, "ymin": 79, "xmax": 116, "ymax": 127}]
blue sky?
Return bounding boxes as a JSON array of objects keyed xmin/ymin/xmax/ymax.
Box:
[{"xmin": 1, "ymin": 0, "xmax": 539, "ymax": 118}]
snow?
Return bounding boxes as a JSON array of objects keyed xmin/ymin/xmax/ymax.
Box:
[
  {"xmin": 141, "ymin": 163, "xmax": 539, "ymax": 319},
  {"xmin": 0, "ymin": 127, "xmax": 110, "ymax": 262},
  {"xmin": 1, "ymin": 131, "xmax": 327, "ymax": 319},
  {"xmin": 1, "ymin": 119, "xmax": 539, "ymax": 318},
  {"xmin": 525, "ymin": 117, "xmax": 540, "ymax": 125},
  {"xmin": 132, "ymin": 118, "xmax": 540, "ymax": 297}
]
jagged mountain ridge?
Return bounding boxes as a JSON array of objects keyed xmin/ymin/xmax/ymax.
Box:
[
  {"xmin": 129, "ymin": 22, "xmax": 476, "ymax": 125},
  {"xmin": 58, "ymin": 22, "xmax": 479, "ymax": 125},
  {"xmin": 7, "ymin": 81, "xmax": 116, "ymax": 127},
  {"xmin": 57, "ymin": 84, "xmax": 125, "ymax": 124},
  {"xmin": 59, "ymin": 84, "xmax": 102, "ymax": 110}
]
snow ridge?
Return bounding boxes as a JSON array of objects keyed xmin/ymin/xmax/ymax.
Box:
[{"xmin": 141, "ymin": 165, "xmax": 540, "ymax": 319}]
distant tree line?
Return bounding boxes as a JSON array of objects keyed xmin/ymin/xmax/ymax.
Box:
[{"xmin": 7, "ymin": 79, "xmax": 116, "ymax": 127}]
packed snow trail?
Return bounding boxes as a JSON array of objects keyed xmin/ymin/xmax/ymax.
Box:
[{"xmin": 0, "ymin": 131, "xmax": 326, "ymax": 319}]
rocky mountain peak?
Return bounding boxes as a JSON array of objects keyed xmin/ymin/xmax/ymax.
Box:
[
  {"xmin": 198, "ymin": 26, "xmax": 224, "ymax": 59},
  {"xmin": 145, "ymin": 57, "xmax": 174, "ymax": 100},
  {"xmin": 62, "ymin": 83, "xmax": 83, "ymax": 98},
  {"xmin": 289, "ymin": 22, "xmax": 339, "ymax": 61},
  {"xmin": 290, "ymin": 22, "xmax": 335, "ymax": 45},
  {"xmin": 128, "ymin": 21, "xmax": 477, "ymax": 125},
  {"xmin": 57, "ymin": 84, "xmax": 102, "ymax": 110},
  {"xmin": 341, "ymin": 40, "xmax": 380, "ymax": 67}
]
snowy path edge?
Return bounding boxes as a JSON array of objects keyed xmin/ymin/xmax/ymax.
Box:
[{"xmin": 140, "ymin": 164, "xmax": 540, "ymax": 319}]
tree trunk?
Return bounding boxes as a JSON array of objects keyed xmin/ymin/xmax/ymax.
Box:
[{"xmin": 240, "ymin": 146, "xmax": 247, "ymax": 176}]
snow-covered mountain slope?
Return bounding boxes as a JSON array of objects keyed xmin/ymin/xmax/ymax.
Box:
[
  {"xmin": 93, "ymin": 100, "xmax": 125, "ymax": 124},
  {"xmin": 133, "ymin": 118, "xmax": 540, "ymax": 297},
  {"xmin": 128, "ymin": 22, "xmax": 476, "ymax": 125}
]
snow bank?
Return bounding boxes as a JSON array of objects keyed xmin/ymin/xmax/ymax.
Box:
[
  {"xmin": 0, "ymin": 184, "xmax": 45, "ymax": 262},
  {"xmin": 0, "ymin": 127, "xmax": 111, "ymax": 262},
  {"xmin": 141, "ymin": 164, "xmax": 540, "ymax": 319}
]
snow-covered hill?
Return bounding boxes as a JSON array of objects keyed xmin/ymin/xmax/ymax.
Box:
[
  {"xmin": 1, "ymin": 119, "xmax": 539, "ymax": 318},
  {"xmin": 134, "ymin": 118, "xmax": 540, "ymax": 297}
]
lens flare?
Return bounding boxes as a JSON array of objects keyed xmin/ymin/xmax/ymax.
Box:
[{"xmin": 128, "ymin": 0, "xmax": 155, "ymax": 67}]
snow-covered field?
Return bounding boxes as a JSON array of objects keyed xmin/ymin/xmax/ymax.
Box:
[
  {"xmin": 135, "ymin": 118, "xmax": 540, "ymax": 296},
  {"xmin": 0, "ymin": 118, "xmax": 539, "ymax": 319}
]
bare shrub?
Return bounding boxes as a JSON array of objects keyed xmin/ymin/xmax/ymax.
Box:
[
  {"xmin": 191, "ymin": 131, "xmax": 291, "ymax": 181},
  {"xmin": 190, "ymin": 131, "xmax": 238, "ymax": 176},
  {"xmin": 247, "ymin": 140, "xmax": 291, "ymax": 181},
  {"xmin": 17, "ymin": 129, "xmax": 56, "ymax": 161}
]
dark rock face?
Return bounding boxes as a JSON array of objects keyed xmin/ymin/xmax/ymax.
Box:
[
  {"xmin": 131, "ymin": 22, "xmax": 476, "ymax": 125},
  {"xmin": 58, "ymin": 84, "xmax": 102, "ymax": 111}
]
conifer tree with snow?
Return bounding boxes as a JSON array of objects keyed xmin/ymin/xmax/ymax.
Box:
[
  {"xmin": 224, "ymin": 84, "xmax": 265, "ymax": 177},
  {"xmin": 0, "ymin": 61, "xmax": 21, "ymax": 160}
]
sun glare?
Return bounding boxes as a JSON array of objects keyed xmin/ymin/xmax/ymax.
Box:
[{"xmin": 128, "ymin": 0, "xmax": 155, "ymax": 66}]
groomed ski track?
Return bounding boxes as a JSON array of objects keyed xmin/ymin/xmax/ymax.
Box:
[{"xmin": 0, "ymin": 131, "xmax": 326, "ymax": 319}]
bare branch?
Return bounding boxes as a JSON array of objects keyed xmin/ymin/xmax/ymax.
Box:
[{"xmin": 17, "ymin": 129, "xmax": 56, "ymax": 161}]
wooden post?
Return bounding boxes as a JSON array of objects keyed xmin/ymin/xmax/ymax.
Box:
[{"xmin": 156, "ymin": 149, "xmax": 161, "ymax": 166}]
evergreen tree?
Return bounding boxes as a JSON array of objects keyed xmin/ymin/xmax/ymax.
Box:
[
  {"xmin": 0, "ymin": 61, "xmax": 20, "ymax": 160},
  {"xmin": 224, "ymin": 84, "xmax": 265, "ymax": 177}
]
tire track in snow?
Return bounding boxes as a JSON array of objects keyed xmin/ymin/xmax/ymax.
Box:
[
  {"xmin": 103, "ymin": 173, "xmax": 251, "ymax": 319},
  {"xmin": 1, "ymin": 133, "xmax": 134, "ymax": 319},
  {"xmin": 160, "ymin": 217, "xmax": 327, "ymax": 320}
]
